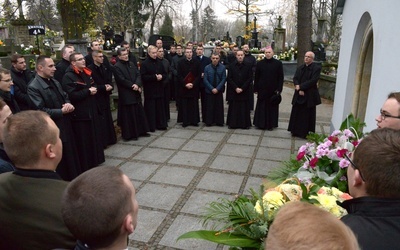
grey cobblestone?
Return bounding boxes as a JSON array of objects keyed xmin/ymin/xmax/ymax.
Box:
[{"xmin": 102, "ymin": 86, "xmax": 333, "ymax": 249}]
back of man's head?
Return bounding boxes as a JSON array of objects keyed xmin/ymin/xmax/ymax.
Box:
[
  {"xmin": 61, "ymin": 167, "xmax": 138, "ymax": 248},
  {"xmin": 3, "ymin": 110, "xmax": 57, "ymax": 168},
  {"xmin": 353, "ymin": 128, "xmax": 400, "ymax": 198},
  {"xmin": 266, "ymin": 201, "xmax": 359, "ymax": 250},
  {"xmin": 388, "ymin": 92, "xmax": 400, "ymax": 114}
]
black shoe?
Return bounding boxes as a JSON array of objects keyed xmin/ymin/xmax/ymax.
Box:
[
  {"xmin": 141, "ymin": 133, "xmax": 151, "ymax": 137},
  {"xmin": 216, "ymin": 124, "xmax": 224, "ymax": 127},
  {"xmin": 192, "ymin": 123, "xmax": 199, "ymax": 127},
  {"xmin": 157, "ymin": 127, "xmax": 167, "ymax": 130}
]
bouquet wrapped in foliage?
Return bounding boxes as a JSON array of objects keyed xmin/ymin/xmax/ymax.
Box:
[
  {"xmin": 178, "ymin": 115, "xmax": 363, "ymax": 249},
  {"xmin": 267, "ymin": 114, "xmax": 365, "ymax": 193},
  {"xmin": 178, "ymin": 179, "xmax": 352, "ymax": 249}
]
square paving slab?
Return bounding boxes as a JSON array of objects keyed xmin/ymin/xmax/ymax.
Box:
[
  {"xmin": 104, "ymin": 144, "xmax": 142, "ymax": 158},
  {"xmin": 168, "ymin": 151, "xmax": 210, "ymax": 167},
  {"xmin": 158, "ymin": 215, "xmax": 219, "ymax": 249},
  {"xmin": 219, "ymin": 144, "xmax": 256, "ymax": 158},
  {"xmin": 227, "ymin": 134, "xmax": 260, "ymax": 146},
  {"xmin": 134, "ymin": 148, "xmax": 176, "ymax": 163},
  {"xmin": 182, "ymin": 140, "xmax": 219, "ymax": 154},
  {"xmin": 210, "ymin": 155, "xmax": 251, "ymax": 173},
  {"xmin": 197, "ymin": 172, "xmax": 244, "ymax": 193},
  {"xmin": 150, "ymin": 166, "xmax": 198, "ymax": 186},
  {"xmin": 149, "ymin": 137, "xmax": 187, "ymax": 150},
  {"xmin": 136, "ymin": 183, "xmax": 185, "ymax": 210},
  {"xmin": 130, "ymin": 209, "xmax": 167, "ymax": 242},
  {"xmin": 120, "ymin": 161, "xmax": 160, "ymax": 181}
]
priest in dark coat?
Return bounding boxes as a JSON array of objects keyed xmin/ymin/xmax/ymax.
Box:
[
  {"xmin": 177, "ymin": 48, "xmax": 201, "ymax": 127},
  {"xmin": 84, "ymin": 40, "xmax": 111, "ymax": 68},
  {"xmin": 113, "ymin": 48, "xmax": 150, "ymax": 140},
  {"xmin": 243, "ymin": 44, "xmax": 257, "ymax": 111},
  {"xmin": 171, "ymin": 44, "xmax": 185, "ymax": 110},
  {"xmin": 227, "ymin": 50, "xmax": 253, "ymax": 129},
  {"xmin": 203, "ymin": 53, "xmax": 226, "ymax": 126},
  {"xmin": 156, "ymin": 47, "xmax": 172, "ymax": 121},
  {"xmin": 288, "ymin": 51, "xmax": 321, "ymax": 138},
  {"xmin": 28, "ymin": 55, "xmax": 82, "ymax": 181},
  {"xmin": 62, "ymin": 52, "xmax": 105, "ymax": 171},
  {"xmin": 87, "ymin": 50, "xmax": 117, "ymax": 148},
  {"xmin": 253, "ymin": 47, "xmax": 284, "ymax": 130},
  {"xmin": 140, "ymin": 45, "xmax": 168, "ymax": 132},
  {"xmin": 177, "ymin": 47, "xmax": 201, "ymax": 127},
  {"xmin": 55, "ymin": 44, "xmax": 74, "ymax": 83},
  {"xmin": 195, "ymin": 45, "xmax": 212, "ymax": 122}
]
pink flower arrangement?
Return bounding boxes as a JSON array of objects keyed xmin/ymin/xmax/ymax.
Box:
[{"xmin": 294, "ymin": 129, "xmax": 362, "ymax": 192}]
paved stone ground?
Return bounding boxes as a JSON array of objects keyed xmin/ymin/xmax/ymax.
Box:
[{"xmin": 102, "ymin": 85, "xmax": 333, "ymax": 249}]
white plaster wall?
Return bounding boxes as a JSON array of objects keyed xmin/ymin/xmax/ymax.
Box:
[{"xmin": 331, "ymin": 0, "xmax": 400, "ymax": 132}]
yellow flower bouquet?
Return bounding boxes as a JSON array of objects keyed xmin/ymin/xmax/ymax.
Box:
[
  {"xmin": 178, "ymin": 178, "xmax": 352, "ymax": 249},
  {"xmin": 178, "ymin": 116, "xmax": 362, "ymax": 249}
]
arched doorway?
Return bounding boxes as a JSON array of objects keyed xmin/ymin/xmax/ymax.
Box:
[{"xmin": 351, "ymin": 20, "xmax": 373, "ymax": 123}]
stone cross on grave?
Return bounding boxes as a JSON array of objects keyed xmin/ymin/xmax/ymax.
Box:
[{"xmin": 277, "ymin": 15, "xmax": 283, "ymax": 28}]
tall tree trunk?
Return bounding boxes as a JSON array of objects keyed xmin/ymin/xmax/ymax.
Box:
[
  {"xmin": 57, "ymin": 0, "xmax": 84, "ymax": 41},
  {"xmin": 149, "ymin": 0, "xmax": 165, "ymax": 36},
  {"xmin": 296, "ymin": 0, "xmax": 313, "ymax": 66}
]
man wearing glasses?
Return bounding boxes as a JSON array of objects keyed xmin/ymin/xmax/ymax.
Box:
[
  {"xmin": 87, "ymin": 50, "xmax": 117, "ymax": 148},
  {"xmin": 62, "ymin": 53, "xmax": 105, "ymax": 171},
  {"xmin": 113, "ymin": 48, "xmax": 150, "ymax": 141},
  {"xmin": 0, "ymin": 68, "xmax": 20, "ymax": 113},
  {"xmin": 340, "ymin": 128, "xmax": 400, "ymax": 250},
  {"xmin": 376, "ymin": 92, "xmax": 400, "ymax": 130}
]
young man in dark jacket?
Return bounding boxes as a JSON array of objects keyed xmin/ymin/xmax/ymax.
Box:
[
  {"xmin": 340, "ymin": 128, "xmax": 400, "ymax": 250},
  {"xmin": 10, "ymin": 54, "xmax": 35, "ymax": 110}
]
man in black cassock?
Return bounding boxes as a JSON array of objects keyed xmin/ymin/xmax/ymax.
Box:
[
  {"xmin": 121, "ymin": 40, "xmax": 138, "ymax": 67},
  {"xmin": 62, "ymin": 52, "xmax": 105, "ymax": 171},
  {"xmin": 140, "ymin": 45, "xmax": 168, "ymax": 132},
  {"xmin": 84, "ymin": 41, "xmax": 111, "ymax": 68},
  {"xmin": 288, "ymin": 51, "xmax": 321, "ymax": 138},
  {"xmin": 55, "ymin": 45, "xmax": 74, "ymax": 83},
  {"xmin": 253, "ymin": 47, "xmax": 284, "ymax": 130},
  {"xmin": 195, "ymin": 45, "xmax": 211, "ymax": 122},
  {"xmin": 177, "ymin": 47, "xmax": 201, "ymax": 127},
  {"xmin": 243, "ymin": 44, "xmax": 257, "ymax": 111},
  {"xmin": 227, "ymin": 50, "xmax": 253, "ymax": 129},
  {"xmin": 28, "ymin": 55, "xmax": 82, "ymax": 180},
  {"xmin": 87, "ymin": 50, "xmax": 117, "ymax": 148},
  {"xmin": 113, "ymin": 48, "xmax": 150, "ymax": 141},
  {"xmin": 156, "ymin": 47, "xmax": 172, "ymax": 121},
  {"xmin": 171, "ymin": 44, "xmax": 185, "ymax": 110}
]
